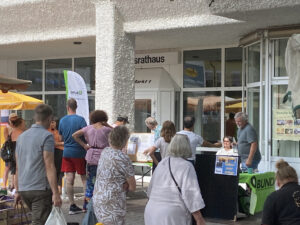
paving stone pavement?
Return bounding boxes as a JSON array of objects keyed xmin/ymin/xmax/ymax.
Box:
[{"xmin": 61, "ymin": 184, "xmax": 262, "ymax": 225}]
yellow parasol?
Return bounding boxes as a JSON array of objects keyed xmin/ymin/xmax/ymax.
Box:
[
  {"xmin": 0, "ymin": 91, "xmax": 43, "ymax": 110},
  {"xmin": 226, "ymin": 101, "xmax": 247, "ymax": 109}
]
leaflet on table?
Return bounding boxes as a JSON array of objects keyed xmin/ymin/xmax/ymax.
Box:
[{"xmin": 215, "ymin": 155, "xmax": 238, "ymax": 176}]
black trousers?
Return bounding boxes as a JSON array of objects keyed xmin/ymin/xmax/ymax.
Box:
[{"xmin": 152, "ymin": 152, "xmax": 162, "ymax": 173}]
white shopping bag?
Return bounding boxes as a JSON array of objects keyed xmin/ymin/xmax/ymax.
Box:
[{"xmin": 45, "ymin": 206, "xmax": 67, "ymax": 225}]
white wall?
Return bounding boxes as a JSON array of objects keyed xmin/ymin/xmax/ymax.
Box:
[{"xmin": 0, "ymin": 59, "xmax": 17, "ymax": 77}]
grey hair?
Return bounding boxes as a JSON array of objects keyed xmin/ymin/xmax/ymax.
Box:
[
  {"xmin": 234, "ymin": 112, "xmax": 248, "ymax": 121},
  {"xmin": 167, "ymin": 134, "xmax": 192, "ymax": 159},
  {"xmin": 109, "ymin": 126, "xmax": 130, "ymax": 149},
  {"xmin": 145, "ymin": 117, "xmax": 158, "ymax": 127}
]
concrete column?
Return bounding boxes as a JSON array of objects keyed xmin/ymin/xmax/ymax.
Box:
[{"xmin": 94, "ymin": 1, "xmax": 135, "ymax": 129}]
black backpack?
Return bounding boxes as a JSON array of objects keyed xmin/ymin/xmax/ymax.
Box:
[{"xmin": 1, "ymin": 134, "xmax": 14, "ymax": 163}]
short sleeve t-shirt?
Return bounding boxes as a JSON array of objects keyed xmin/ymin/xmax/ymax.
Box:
[
  {"xmin": 82, "ymin": 125, "xmax": 112, "ymax": 149},
  {"xmin": 16, "ymin": 124, "xmax": 55, "ymax": 191},
  {"xmin": 262, "ymin": 182, "xmax": 300, "ymax": 225},
  {"xmin": 237, "ymin": 123, "xmax": 261, "ymax": 161},
  {"xmin": 216, "ymin": 148, "xmax": 238, "ymax": 156},
  {"xmin": 59, "ymin": 114, "xmax": 87, "ymax": 158},
  {"xmin": 177, "ymin": 130, "xmax": 203, "ymax": 160},
  {"xmin": 154, "ymin": 137, "xmax": 170, "ymax": 159},
  {"xmin": 153, "ymin": 125, "xmax": 162, "ymax": 142}
]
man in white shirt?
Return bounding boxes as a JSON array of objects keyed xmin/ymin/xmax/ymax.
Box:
[{"xmin": 177, "ymin": 116, "xmax": 221, "ymax": 163}]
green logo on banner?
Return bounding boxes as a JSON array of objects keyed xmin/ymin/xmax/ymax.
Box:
[{"xmin": 251, "ymin": 176, "xmax": 275, "ymax": 189}]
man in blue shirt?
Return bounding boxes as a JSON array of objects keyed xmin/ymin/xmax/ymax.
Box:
[{"xmin": 59, "ymin": 98, "xmax": 87, "ymax": 214}]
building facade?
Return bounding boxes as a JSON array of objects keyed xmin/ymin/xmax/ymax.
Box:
[{"xmin": 0, "ymin": 0, "xmax": 300, "ymax": 174}]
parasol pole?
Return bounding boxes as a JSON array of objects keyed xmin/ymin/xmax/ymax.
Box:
[{"xmin": 0, "ymin": 110, "xmax": 2, "ymax": 147}]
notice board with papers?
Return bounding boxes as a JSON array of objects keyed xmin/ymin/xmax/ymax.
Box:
[{"xmin": 127, "ymin": 133, "xmax": 154, "ymax": 162}]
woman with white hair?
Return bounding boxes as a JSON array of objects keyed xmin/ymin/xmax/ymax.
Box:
[
  {"xmin": 93, "ymin": 126, "xmax": 136, "ymax": 224},
  {"xmin": 144, "ymin": 134, "xmax": 206, "ymax": 225}
]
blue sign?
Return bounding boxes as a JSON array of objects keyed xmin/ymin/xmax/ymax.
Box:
[{"xmin": 215, "ymin": 155, "xmax": 238, "ymax": 176}]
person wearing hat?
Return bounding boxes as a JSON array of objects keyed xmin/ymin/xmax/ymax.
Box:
[
  {"xmin": 112, "ymin": 116, "xmax": 129, "ymax": 128},
  {"xmin": 2, "ymin": 113, "xmax": 25, "ymax": 190}
]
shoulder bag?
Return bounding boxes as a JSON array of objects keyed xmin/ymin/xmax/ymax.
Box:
[{"xmin": 1, "ymin": 134, "xmax": 14, "ymax": 163}]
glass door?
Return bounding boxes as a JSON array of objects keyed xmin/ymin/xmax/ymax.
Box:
[{"xmin": 135, "ymin": 92, "xmax": 156, "ymax": 133}]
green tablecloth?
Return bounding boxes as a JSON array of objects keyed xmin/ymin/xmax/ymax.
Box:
[
  {"xmin": 132, "ymin": 162, "xmax": 153, "ymax": 167},
  {"xmin": 239, "ymin": 172, "xmax": 275, "ymax": 215}
]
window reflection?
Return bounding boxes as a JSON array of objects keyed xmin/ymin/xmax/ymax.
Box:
[
  {"xmin": 88, "ymin": 96, "xmax": 95, "ymax": 112},
  {"xmin": 45, "ymin": 94, "xmax": 67, "ymax": 119},
  {"xmin": 247, "ymin": 43, "xmax": 260, "ymax": 83},
  {"xmin": 20, "ymin": 95, "xmax": 42, "ymax": 128},
  {"xmin": 274, "ymin": 39, "xmax": 288, "ymax": 77},
  {"xmin": 45, "ymin": 59, "xmax": 72, "ymax": 91},
  {"xmin": 183, "ymin": 92, "xmax": 221, "ymax": 143},
  {"xmin": 225, "ymin": 48, "xmax": 242, "ymax": 87},
  {"xmin": 248, "ymin": 87, "xmax": 260, "ymax": 138},
  {"xmin": 75, "ymin": 57, "xmax": 96, "ymax": 91},
  {"xmin": 225, "ymin": 91, "xmax": 243, "ymax": 139},
  {"xmin": 17, "ymin": 61, "xmax": 43, "ymax": 91},
  {"xmin": 183, "ymin": 49, "xmax": 221, "ymax": 88},
  {"xmin": 135, "ymin": 99, "xmax": 151, "ymax": 133}
]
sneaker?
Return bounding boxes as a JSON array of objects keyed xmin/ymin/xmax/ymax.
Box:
[{"xmin": 69, "ymin": 204, "xmax": 83, "ymax": 215}]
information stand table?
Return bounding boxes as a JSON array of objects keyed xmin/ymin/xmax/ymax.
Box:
[
  {"xmin": 132, "ymin": 162, "xmax": 152, "ymax": 188},
  {"xmin": 239, "ymin": 172, "xmax": 275, "ymax": 215},
  {"xmin": 195, "ymin": 153, "xmax": 239, "ymax": 220}
]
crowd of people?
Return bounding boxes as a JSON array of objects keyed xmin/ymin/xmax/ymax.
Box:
[{"xmin": 2, "ymin": 98, "xmax": 300, "ymax": 225}]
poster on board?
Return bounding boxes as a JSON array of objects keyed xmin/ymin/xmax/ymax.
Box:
[
  {"xmin": 215, "ymin": 155, "xmax": 238, "ymax": 176},
  {"xmin": 273, "ymin": 109, "xmax": 300, "ymax": 141},
  {"xmin": 127, "ymin": 133, "xmax": 154, "ymax": 162}
]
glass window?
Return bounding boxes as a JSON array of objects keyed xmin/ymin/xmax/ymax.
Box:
[
  {"xmin": 272, "ymin": 85, "xmax": 299, "ymax": 157},
  {"xmin": 183, "ymin": 91, "xmax": 221, "ymax": 143},
  {"xmin": 88, "ymin": 96, "xmax": 95, "ymax": 112},
  {"xmin": 247, "ymin": 87, "xmax": 260, "ymax": 138},
  {"xmin": 135, "ymin": 99, "xmax": 151, "ymax": 132},
  {"xmin": 45, "ymin": 94, "xmax": 67, "ymax": 119},
  {"xmin": 45, "ymin": 59, "xmax": 72, "ymax": 91},
  {"xmin": 19, "ymin": 95, "xmax": 42, "ymax": 128},
  {"xmin": 225, "ymin": 91, "xmax": 243, "ymax": 139},
  {"xmin": 17, "ymin": 61, "xmax": 43, "ymax": 91},
  {"xmin": 174, "ymin": 91, "xmax": 180, "ymax": 131},
  {"xmin": 183, "ymin": 49, "xmax": 221, "ymax": 88},
  {"xmin": 274, "ymin": 39, "xmax": 288, "ymax": 77},
  {"xmin": 225, "ymin": 48, "xmax": 243, "ymax": 87},
  {"xmin": 247, "ymin": 43, "xmax": 260, "ymax": 83},
  {"xmin": 74, "ymin": 57, "xmax": 96, "ymax": 92}
]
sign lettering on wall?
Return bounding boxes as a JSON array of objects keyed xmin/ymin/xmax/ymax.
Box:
[{"xmin": 135, "ymin": 52, "xmax": 179, "ymax": 67}]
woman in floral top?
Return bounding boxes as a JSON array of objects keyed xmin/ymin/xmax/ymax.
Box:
[{"xmin": 93, "ymin": 126, "xmax": 136, "ymax": 225}]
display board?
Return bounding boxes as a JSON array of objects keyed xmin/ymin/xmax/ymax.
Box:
[
  {"xmin": 195, "ymin": 153, "xmax": 239, "ymax": 220},
  {"xmin": 127, "ymin": 133, "xmax": 154, "ymax": 162}
]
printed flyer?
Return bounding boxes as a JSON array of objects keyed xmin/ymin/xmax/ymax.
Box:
[
  {"xmin": 273, "ymin": 109, "xmax": 300, "ymax": 141},
  {"xmin": 214, "ymin": 155, "xmax": 238, "ymax": 176}
]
